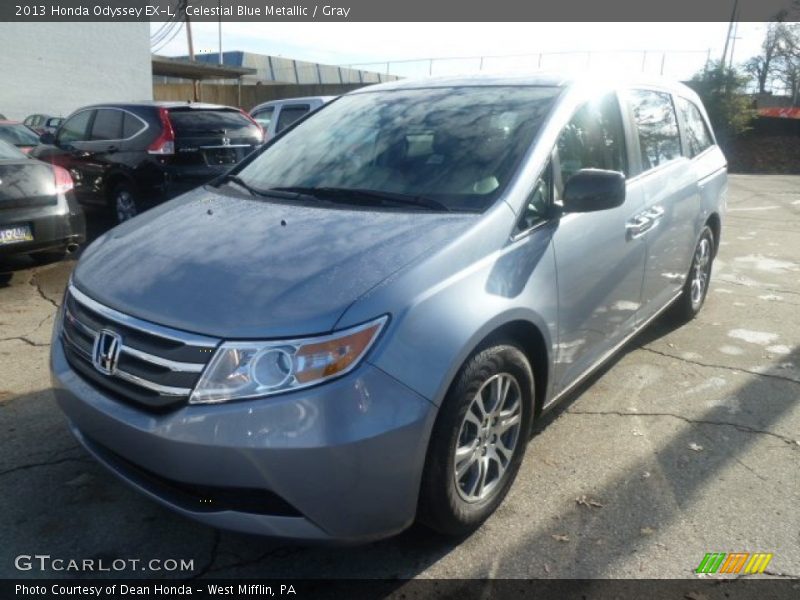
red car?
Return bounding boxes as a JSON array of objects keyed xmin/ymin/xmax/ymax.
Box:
[{"xmin": 0, "ymin": 120, "xmax": 41, "ymax": 154}]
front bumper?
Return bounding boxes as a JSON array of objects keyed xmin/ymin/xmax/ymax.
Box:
[
  {"xmin": 51, "ymin": 335, "xmax": 436, "ymax": 542},
  {"xmin": 0, "ymin": 193, "xmax": 85, "ymax": 256}
]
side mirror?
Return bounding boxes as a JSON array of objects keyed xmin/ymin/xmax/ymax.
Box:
[
  {"xmin": 562, "ymin": 169, "xmax": 626, "ymax": 213},
  {"xmin": 39, "ymin": 132, "xmax": 56, "ymax": 145},
  {"xmin": 45, "ymin": 117, "xmax": 62, "ymax": 128}
]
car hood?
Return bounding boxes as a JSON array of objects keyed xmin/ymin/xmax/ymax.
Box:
[{"xmin": 73, "ymin": 188, "xmax": 475, "ymax": 339}]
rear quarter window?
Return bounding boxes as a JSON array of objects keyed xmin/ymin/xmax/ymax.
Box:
[
  {"xmin": 627, "ymin": 89, "xmax": 681, "ymax": 172},
  {"xmin": 122, "ymin": 112, "xmax": 146, "ymax": 139},
  {"xmin": 678, "ymin": 97, "xmax": 714, "ymax": 158}
]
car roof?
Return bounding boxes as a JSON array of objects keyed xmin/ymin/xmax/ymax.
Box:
[
  {"xmin": 0, "ymin": 120, "xmax": 22, "ymax": 125},
  {"xmin": 251, "ymin": 96, "xmax": 336, "ymax": 109},
  {"xmin": 72, "ymin": 101, "xmax": 240, "ymax": 112},
  {"xmin": 348, "ymin": 71, "xmax": 699, "ymax": 98}
]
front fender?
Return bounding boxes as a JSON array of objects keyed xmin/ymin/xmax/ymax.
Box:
[{"xmin": 360, "ymin": 224, "xmax": 559, "ymax": 408}]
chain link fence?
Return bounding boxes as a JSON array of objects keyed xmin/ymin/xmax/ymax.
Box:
[{"xmin": 344, "ymin": 49, "xmax": 714, "ymax": 82}]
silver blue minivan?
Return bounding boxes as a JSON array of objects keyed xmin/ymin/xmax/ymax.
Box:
[{"xmin": 51, "ymin": 73, "xmax": 726, "ymax": 542}]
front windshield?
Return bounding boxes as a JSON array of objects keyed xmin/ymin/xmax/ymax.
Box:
[{"xmin": 235, "ymin": 86, "xmax": 561, "ymax": 212}]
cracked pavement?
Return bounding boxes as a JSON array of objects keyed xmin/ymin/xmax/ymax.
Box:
[{"xmin": 0, "ymin": 175, "xmax": 798, "ymax": 580}]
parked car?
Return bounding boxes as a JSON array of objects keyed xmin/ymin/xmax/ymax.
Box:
[
  {"xmin": 31, "ymin": 102, "xmax": 264, "ymax": 223},
  {"xmin": 51, "ymin": 74, "xmax": 725, "ymax": 542},
  {"xmin": 250, "ymin": 96, "xmax": 335, "ymax": 141},
  {"xmin": 24, "ymin": 114, "xmax": 64, "ymax": 135},
  {"xmin": 0, "ymin": 121, "xmax": 41, "ymax": 153},
  {"xmin": 0, "ymin": 140, "xmax": 85, "ymax": 262}
]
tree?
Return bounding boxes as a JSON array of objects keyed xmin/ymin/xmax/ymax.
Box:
[
  {"xmin": 773, "ymin": 22, "xmax": 800, "ymax": 104},
  {"xmin": 689, "ymin": 61, "xmax": 755, "ymax": 145},
  {"xmin": 742, "ymin": 22, "xmax": 782, "ymax": 94}
]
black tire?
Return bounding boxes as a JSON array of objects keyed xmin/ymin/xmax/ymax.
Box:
[
  {"xmin": 669, "ymin": 225, "xmax": 715, "ymax": 322},
  {"xmin": 109, "ymin": 182, "xmax": 140, "ymax": 223},
  {"xmin": 418, "ymin": 342, "xmax": 535, "ymax": 536}
]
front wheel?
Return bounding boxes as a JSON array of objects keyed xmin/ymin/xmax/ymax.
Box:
[
  {"xmin": 670, "ymin": 225, "xmax": 715, "ymax": 322},
  {"xmin": 418, "ymin": 343, "xmax": 534, "ymax": 536}
]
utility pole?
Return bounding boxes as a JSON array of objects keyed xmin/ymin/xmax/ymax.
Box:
[
  {"xmin": 185, "ymin": 15, "xmax": 198, "ymax": 101},
  {"xmin": 218, "ymin": 0, "xmax": 223, "ymax": 64},
  {"xmin": 728, "ymin": 19, "xmax": 740, "ymax": 70},
  {"xmin": 721, "ymin": 0, "xmax": 739, "ymax": 67},
  {"xmin": 186, "ymin": 15, "xmax": 195, "ymax": 59}
]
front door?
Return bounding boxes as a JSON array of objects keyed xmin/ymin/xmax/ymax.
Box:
[{"xmin": 549, "ymin": 92, "xmax": 647, "ymax": 395}]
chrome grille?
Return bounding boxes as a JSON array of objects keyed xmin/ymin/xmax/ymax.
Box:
[{"xmin": 61, "ymin": 285, "xmax": 218, "ymax": 411}]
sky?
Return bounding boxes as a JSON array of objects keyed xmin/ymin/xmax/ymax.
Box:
[{"xmin": 150, "ymin": 22, "xmax": 768, "ymax": 81}]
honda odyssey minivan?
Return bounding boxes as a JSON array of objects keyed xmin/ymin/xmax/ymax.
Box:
[{"xmin": 51, "ymin": 74, "xmax": 726, "ymax": 542}]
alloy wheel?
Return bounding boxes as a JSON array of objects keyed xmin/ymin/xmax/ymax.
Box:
[
  {"xmin": 454, "ymin": 373, "xmax": 523, "ymax": 503},
  {"xmin": 690, "ymin": 236, "xmax": 711, "ymax": 307}
]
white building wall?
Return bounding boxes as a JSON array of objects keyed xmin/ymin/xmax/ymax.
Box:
[{"xmin": 0, "ymin": 22, "xmax": 152, "ymax": 121}]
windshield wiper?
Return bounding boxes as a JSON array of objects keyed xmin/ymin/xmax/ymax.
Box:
[
  {"xmin": 219, "ymin": 175, "xmax": 315, "ymax": 201},
  {"xmin": 269, "ymin": 186, "xmax": 451, "ymax": 212}
]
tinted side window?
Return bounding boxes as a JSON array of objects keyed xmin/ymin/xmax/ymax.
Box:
[
  {"xmin": 555, "ymin": 93, "xmax": 627, "ymax": 193},
  {"xmin": 276, "ymin": 105, "xmax": 310, "ymax": 133},
  {"xmin": 678, "ymin": 98, "xmax": 714, "ymax": 158},
  {"xmin": 122, "ymin": 112, "xmax": 146, "ymax": 138},
  {"xmin": 252, "ymin": 106, "xmax": 275, "ymax": 128},
  {"xmin": 58, "ymin": 110, "xmax": 93, "ymax": 144},
  {"xmin": 628, "ymin": 90, "xmax": 681, "ymax": 171},
  {"xmin": 90, "ymin": 109, "xmax": 124, "ymax": 141}
]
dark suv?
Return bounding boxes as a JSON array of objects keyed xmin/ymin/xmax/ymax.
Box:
[{"xmin": 31, "ymin": 102, "xmax": 263, "ymax": 222}]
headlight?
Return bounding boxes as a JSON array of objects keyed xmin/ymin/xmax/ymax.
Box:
[{"xmin": 189, "ymin": 316, "xmax": 388, "ymax": 404}]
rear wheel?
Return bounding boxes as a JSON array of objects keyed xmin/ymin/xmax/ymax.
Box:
[
  {"xmin": 670, "ymin": 225, "xmax": 715, "ymax": 322},
  {"xmin": 110, "ymin": 182, "xmax": 139, "ymax": 223},
  {"xmin": 418, "ymin": 342, "xmax": 534, "ymax": 536}
]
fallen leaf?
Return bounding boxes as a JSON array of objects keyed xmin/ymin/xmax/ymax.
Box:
[
  {"xmin": 684, "ymin": 593, "xmax": 709, "ymax": 600},
  {"xmin": 576, "ymin": 495, "xmax": 604, "ymax": 508},
  {"xmin": 640, "ymin": 527, "xmax": 655, "ymax": 536},
  {"xmin": 632, "ymin": 429, "xmax": 644, "ymax": 437},
  {"xmin": 642, "ymin": 471, "xmax": 651, "ymax": 479},
  {"xmin": 543, "ymin": 563, "xmax": 551, "ymax": 574},
  {"xmin": 688, "ymin": 442, "xmax": 704, "ymax": 452},
  {"xmin": 551, "ymin": 534, "xmax": 570, "ymax": 542}
]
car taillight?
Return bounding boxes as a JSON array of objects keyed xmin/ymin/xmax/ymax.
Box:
[
  {"xmin": 240, "ymin": 109, "xmax": 265, "ymax": 141},
  {"xmin": 148, "ymin": 107, "xmax": 175, "ymax": 155},
  {"xmin": 54, "ymin": 166, "xmax": 74, "ymax": 194}
]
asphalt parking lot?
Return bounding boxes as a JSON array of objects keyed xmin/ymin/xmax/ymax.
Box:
[{"xmin": 0, "ymin": 175, "xmax": 798, "ymax": 580}]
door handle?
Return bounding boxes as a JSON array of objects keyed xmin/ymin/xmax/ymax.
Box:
[
  {"xmin": 643, "ymin": 205, "xmax": 665, "ymax": 220},
  {"xmin": 626, "ymin": 215, "xmax": 653, "ymax": 240}
]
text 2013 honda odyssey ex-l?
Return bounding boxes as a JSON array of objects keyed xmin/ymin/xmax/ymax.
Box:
[{"xmin": 51, "ymin": 74, "xmax": 726, "ymax": 542}]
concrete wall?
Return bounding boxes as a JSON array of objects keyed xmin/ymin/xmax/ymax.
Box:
[
  {"xmin": 0, "ymin": 22, "xmax": 152, "ymax": 121},
  {"xmin": 154, "ymin": 83, "xmax": 370, "ymax": 110}
]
